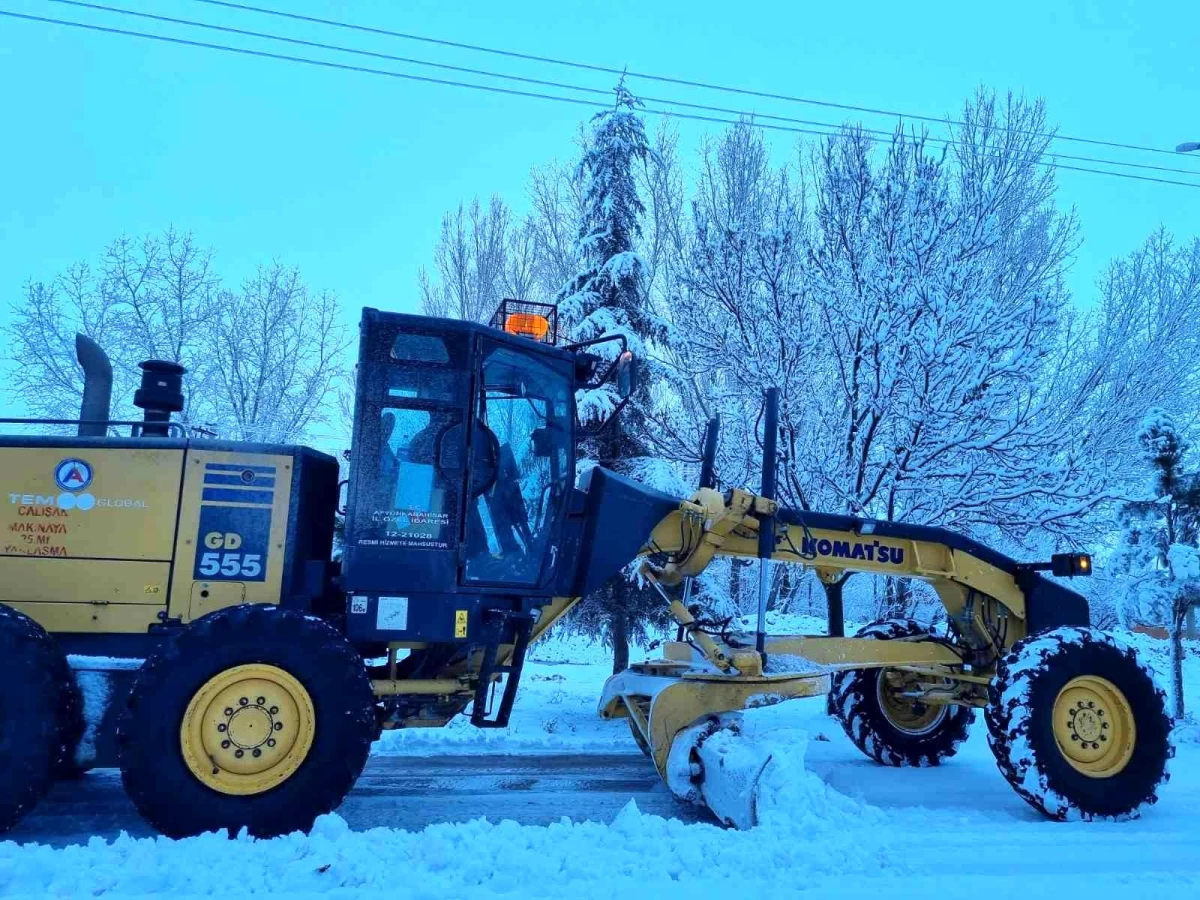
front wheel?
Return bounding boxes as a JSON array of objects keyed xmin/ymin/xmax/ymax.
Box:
[
  {"xmin": 118, "ymin": 605, "xmax": 379, "ymax": 839},
  {"xmin": 985, "ymin": 626, "xmax": 1173, "ymax": 820}
]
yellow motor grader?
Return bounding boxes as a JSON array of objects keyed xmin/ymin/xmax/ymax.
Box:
[{"xmin": 0, "ymin": 301, "xmax": 1172, "ymax": 838}]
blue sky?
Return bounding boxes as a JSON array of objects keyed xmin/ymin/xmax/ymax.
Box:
[{"xmin": 2, "ymin": 0, "xmax": 1198, "ymax": 421}]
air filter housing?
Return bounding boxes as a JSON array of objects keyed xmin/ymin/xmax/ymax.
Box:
[{"xmin": 133, "ymin": 359, "xmax": 186, "ymax": 437}]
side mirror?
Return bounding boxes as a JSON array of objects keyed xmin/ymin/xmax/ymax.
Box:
[{"xmin": 616, "ymin": 351, "xmax": 638, "ymax": 399}]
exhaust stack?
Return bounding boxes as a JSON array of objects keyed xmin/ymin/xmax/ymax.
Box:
[
  {"xmin": 134, "ymin": 360, "xmax": 186, "ymax": 437},
  {"xmin": 75, "ymin": 334, "xmax": 113, "ymax": 437}
]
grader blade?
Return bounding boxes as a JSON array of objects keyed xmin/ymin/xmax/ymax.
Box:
[
  {"xmin": 599, "ymin": 658, "xmax": 829, "ymax": 828},
  {"xmin": 667, "ymin": 715, "xmax": 776, "ymax": 829}
]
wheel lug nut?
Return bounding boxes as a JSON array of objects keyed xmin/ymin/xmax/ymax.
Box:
[
  {"xmin": 221, "ymin": 740, "xmax": 230, "ymax": 749},
  {"xmin": 269, "ymin": 706, "xmax": 279, "ymax": 715},
  {"xmin": 253, "ymin": 748, "xmax": 262, "ymax": 758},
  {"xmin": 224, "ymin": 707, "xmax": 233, "ymax": 716},
  {"xmin": 217, "ymin": 723, "xmax": 227, "ymax": 733},
  {"xmin": 1097, "ymin": 710, "xmax": 1104, "ymax": 717},
  {"xmin": 1102, "ymin": 722, "xmax": 1109, "ymax": 730},
  {"xmin": 1100, "ymin": 735, "xmax": 1107, "ymax": 742},
  {"xmin": 267, "ymin": 738, "xmax": 276, "ymax": 748},
  {"xmin": 274, "ymin": 722, "xmax": 284, "ymax": 731},
  {"xmin": 256, "ymin": 696, "xmax": 266, "ymax": 705},
  {"xmin": 235, "ymin": 749, "xmax": 244, "ymax": 758},
  {"xmin": 239, "ymin": 697, "xmax": 248, "ymax": 706},
  {"xmin": 1070, "ymin": 734, "xmax": 1079, "ymax": 741}
]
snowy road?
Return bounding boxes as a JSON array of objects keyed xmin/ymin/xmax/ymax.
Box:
[
  {"xmin": 7, "ymin": 732, "xmax": 1200, "ymax": 896},
  {"xmin": 8, "ymin": 753, "xmax": 710, "ymax": 847},
  {"xmin": 11, "ymin": 730, "xmax": 1200, "ymax": 877},
  {"xmin": 6, "ymin": 718, "xmax": 1200, "ymax": 897}
]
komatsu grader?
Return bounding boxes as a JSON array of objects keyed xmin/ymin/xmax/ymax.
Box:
[{"xmin": 0, "ymin": 302, "xmax": 1173, "ymax": 838}]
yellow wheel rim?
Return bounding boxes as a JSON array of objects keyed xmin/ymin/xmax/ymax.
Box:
[
  {"xmin": 876, "ymin": 670, "xmax": 948, "ymax": 735},
  {"xmin": 180, "ymin": 664, "xmax": 315, "ymax": 796},
  {"xmin": 1052, "ymin": 675, "xmax": 1136, "ymax": 778}
]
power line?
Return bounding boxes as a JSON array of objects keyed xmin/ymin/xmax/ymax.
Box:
[
  {"xmin": 47, "ymin": 0, "xmax": 606, "ymax": 99},
  {"xmin": 1, "ymin": 10, "xmax": 608, "ymax": 108},
  {"xmin": 40, "ymin": 0, "xmax": 1200, "ymax": 179},
  {"xmin": 187, "ymin": 0, "xmax": 1195, "ymax": 162},
  {"xmin": 5, "ymin": 9, "xmax": 1200, "ymax": 191}
]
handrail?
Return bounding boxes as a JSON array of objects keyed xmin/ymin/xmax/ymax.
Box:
[{"xmin": 0, "ymin": 418, "xmax": 187, "ymax": 437}]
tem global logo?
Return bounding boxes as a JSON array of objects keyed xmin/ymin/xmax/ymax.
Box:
[
  {"xmin": 5, "ymin": 493, "xmax": 147, "ymax": 512},
  {"xmin": 5, "ymin": 457, "xmax": 147, "ymax": 512}
]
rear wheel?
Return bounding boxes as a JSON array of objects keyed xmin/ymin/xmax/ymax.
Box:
[
  {"xmin": 830, "ymin": 618, "xmax": 974, "ymax": 767},
  {"xmin": 118, "ymin": 605, "xmax": 379, "ymax": 838},
  {"xmin": 985, "ymin": 626, "xmax": 1172, "ymax": 820},
  {"xmin": 0, "ymin": 604, "xmax": 80, "ymax": 831}
]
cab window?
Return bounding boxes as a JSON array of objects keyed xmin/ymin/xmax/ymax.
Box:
[{"xmin": 464, "ymin": 344, "xmax": 572, "ymax": 586}]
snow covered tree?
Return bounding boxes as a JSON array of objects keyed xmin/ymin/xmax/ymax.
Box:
[
  {"xmin": 1166, "ymin": 545, "xmax": 1200, "ymax": 717},
  {"xmin": 3, "ymin": 229, "xmax": 348, "ymax": 444},
  {"xmin": 1063, "ymin": 228, "xmax": 1200, "ymax": 485},
  {"xmin": 418, "ymin": 196, "xmax": 530, "ymax": 323},
  {"xmin": 1112, "ymin": 409, "xmax": 1200, "ymax": 717},
  {"xmin": 4, "ymin": 228, "xmax": 217, "ymax": 424},
  {"xmin": 526, "ymin": 157, "xmax": 588, "ymax": 303},
  {"xmin": 655, "ymin": 93, "xmax": 1101, "ymax": 626},
  {"xmin": 202, "ymin": 263, "xmax": 350, "ymax": 443},
  {"xmin": 665, "ymin": 119, "xmax": 813, "ymax": 491},
  {"xmin": 801, "ymin": 94, "xmax": 1092, "ymax": 543},
  {"xmin": 646, "ymin": 118, "xmax": 819, "ymax": 615},
  {"xmin": 556, "ymin": 81, "xmax": 672, "ymax": 672}
]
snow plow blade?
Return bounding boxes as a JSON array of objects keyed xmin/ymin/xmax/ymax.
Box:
[
  {"xmin": 669, "ymin": 715, "xmax": 776, "ymax": 829},
  {"xmin": 598, "ymin": 660, "xmax": 829, "ymax": 828}
]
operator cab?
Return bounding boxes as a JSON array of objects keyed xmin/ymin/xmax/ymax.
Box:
[{"xmin": 340, "ymin": 305, "xmax": 638, "ymax": 648}]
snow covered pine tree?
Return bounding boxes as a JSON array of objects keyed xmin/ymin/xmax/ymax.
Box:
[
  {"xmin": 556, "ymin": 81, "xmax": 671, "ymax": 673},
  {"xmin": 1113, "ymin": 409, "xmax": 1200, "ymax": 718}
]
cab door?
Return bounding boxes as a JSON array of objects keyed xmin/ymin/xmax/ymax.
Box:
[
  {"xmin": 341, "ymin": 319, "xmax": 471, "ymax": 595},
  {"xmin": 461, "ymin": 339, "xmax": 574, "ymax": 592}
]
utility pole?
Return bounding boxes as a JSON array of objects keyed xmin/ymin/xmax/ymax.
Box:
[{"xmin": 1173, "ymin": 143, "xmax": 1199, "ymax": 636}]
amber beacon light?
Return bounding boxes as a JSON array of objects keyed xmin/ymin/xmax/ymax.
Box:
[{"xmin": 503, "ymin": 312, "xmax": 551, "ymax": 341}]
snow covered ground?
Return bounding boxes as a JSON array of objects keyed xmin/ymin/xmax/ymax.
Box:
[{"xmin": 4, "ymin": 619, "xmax": 1200, "ymax": 898}]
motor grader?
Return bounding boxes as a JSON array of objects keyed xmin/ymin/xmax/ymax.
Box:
[{"xmin": 0, "ymin": 301, "xmax": 1173, "ymax": 838}]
